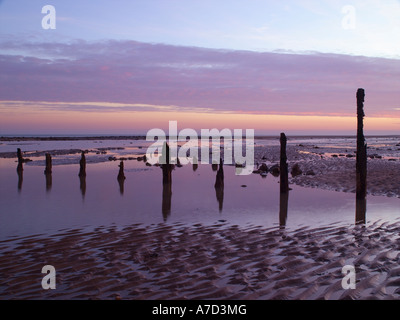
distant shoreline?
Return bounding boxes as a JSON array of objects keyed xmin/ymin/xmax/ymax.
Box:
[{"xmin": 1, "ymin": 135, "xmax": 399, "ymax": 141}]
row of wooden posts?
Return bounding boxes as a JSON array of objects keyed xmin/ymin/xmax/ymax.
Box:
[{"xmin": 14, "ymin": 88, "xmax": 367, "ymax": 224}]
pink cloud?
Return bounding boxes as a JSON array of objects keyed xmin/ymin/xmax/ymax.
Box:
[{"xmin": 0, "ymin": 38, "xmax": 399, "ymax": 117}]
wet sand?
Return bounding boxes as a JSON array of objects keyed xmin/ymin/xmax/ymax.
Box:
[
  {"xmin": 2, "ymin": 220, "xmax": 400, "ymax": 300},
  {"xmin": 253, "ymin": 140, "xmax": 400, "ymax": 198}
]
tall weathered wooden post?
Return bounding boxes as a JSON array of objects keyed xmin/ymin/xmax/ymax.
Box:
[
  {"xmin": 214, "ymin": 158, "xmax": 224, "ymax": 212},
  {"xmin": 279, "ymin": 133, "xmax": 289, "ymax": 227},
  {"xmin": 356, "ymin": 88, "xmax": 367, "ymax": 224},
  {"xmin": 161, "ymin": 142, "xmax": 172, "ymax": 221},
  {"xmin": 44, "ymin": 153, "xmax": 52, "ymax": 191},
  {"xmin": 280, "ymin": 133, "xmax": 289, "ymax": 193},
  {"xmin": 162, "ymin": 142, "xmax": 172, "ymax": 185}
]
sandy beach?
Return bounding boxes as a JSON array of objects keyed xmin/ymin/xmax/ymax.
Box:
[{"xmin": 2, "ymin": 220, "xmax": 400, "ymax": 300}]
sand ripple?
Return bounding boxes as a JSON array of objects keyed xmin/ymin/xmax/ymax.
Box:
[{"xmin": 2, "ymin": 221, "xmax": 400, "ymax": 300}]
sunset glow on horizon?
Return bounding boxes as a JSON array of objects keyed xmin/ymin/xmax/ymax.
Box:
[{"xmin": 0, "ymin": 100, "xmax": 398, "ymax": 136}]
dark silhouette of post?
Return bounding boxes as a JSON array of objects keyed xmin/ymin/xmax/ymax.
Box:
[
  {"xmin": 44, "ymin": 153, "xmax": 52, "ymax": 175},
  {"xmin": 15, "ymin": 148, "xmax": 24, "ymax": 191},
  {"xmin": 356, "ymin": 88, "xmax": 367, "ymax": 224},
  {"xmin": 76, "ymin": 151, "xmax": 87, "ymax": 197},
  {"xmin": 214, "ymin": 158, "xmax": 224, "ymax": 213},
  {"xmin": 117, "ymin": 161, "xmax": 126, "ymax": 195},
  {"xmin": 162, "ymin": 142, "xmax": 172, "ymax": 185},
  {"xmin": 17, "ymin": 148, "xmax": 24, "ymax": 174},
  {"xmin": 161, "ymin": 142, "xmax": 172, "ymax": 221},
  {"xmin": 279, "ymin": 133, "xmax": 289, "ymax": 228},
  {"xmin": 44, "ymin": 153, "xmax": 52, "ymax": 191},
  {"xmin": 280, "ymin": 133, "xmax": 289, "ymax": 193},
  {"xmin": 78, "ymin": 151, "xmax": 86, "ymax": 177}
]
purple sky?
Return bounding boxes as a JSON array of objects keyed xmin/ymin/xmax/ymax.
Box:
[{"xmin": 1, "ymin": 38, "xmax": 399, "ymax": 118}]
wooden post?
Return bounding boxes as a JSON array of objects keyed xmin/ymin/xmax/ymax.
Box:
[
  {"xmin": 356, "ymin": 88, "xmax": 367, "ymax": 200},
  {"xmin": 117, "ymin": 161, "xmax": 126, "ymax": 195},
  {"xmin": 214, "ymin": 158, "xmax": 224, "ymax": 212},
  {"xmin": 162, "ymin": 142, "xmax": 172, "ymax": 185},
  {"xmin": 78, "ymin": 151, "xmax": 86, "ymax": 177},
  {"xmin": 279, "ymin": 133, "xmax": 289, "ymax": 228},
  {"xmin": 17, "ymin": 148, "xmax": 23, "ymax": 173},
  {"xmin": 117, "ymin": 161, "xmax": 126, "ymax": 180},
  {"xmin": 280, "ymin": 133, "xmax": 289, "ymax": 194},
  {"xmin": 192, "ymin": 156, "xmax": 198, "ymax": 172},
  {"xmin": 44, "ymin": 153, "xmax": 52, "ymax": 191},
  {"xmin": 44, "ymin": 153, "xmax": 52, "ymax": 175},
  {"xmin": 161, "ymin": 142, "xmax": 172, "ymax": 221},
  {"xmin": 356, "ymin": 88, "xmax": 367, "ymax": 224}
]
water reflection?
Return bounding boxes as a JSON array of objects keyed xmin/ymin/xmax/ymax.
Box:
[
  {"xmin": 45, "ymin": 173, "xmax": 52, "ymax": 192},
  {"xmin": 279, "ymin": 191, "xmax": 289, "ymax": 228},
  {"xmin": 214, "ymin": 159, "xmax": 224, "ymax": 213},
  {"xmin": 356, "ymin": 198, "xmax": 367, "ymax": 225},
  {"xmin": 192, "ymin": 156, "xmax": 198, "ymax": 172},
  {"xmin": 162, "ymin": 180, "xmax": 172, "ymax": 221},
  {"xmin": 17, "ymin": 163, "xmax": 23, "ymax": 192},
  {"xmin": 79, "ymin": 175, "xmax": 86, "ymax": 198}
]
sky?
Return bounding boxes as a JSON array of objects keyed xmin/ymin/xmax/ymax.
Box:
[{"xmin": 0, "ymin": 0, "xmax": 399, "ymax": 135}]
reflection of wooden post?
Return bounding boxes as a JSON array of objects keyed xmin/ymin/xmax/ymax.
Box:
[
  {"xmin": 356, "ymin": 88, "xmax": 367, "ymax": 224},
  {"xmin": 356, "ymin": 198, "xmax": 366, "ymax": 225},
  {"xmin": 279, "ymin": 191, "xmax": 289, "ymax": 228},
  {"xmin": 17, "ymin": 166, "xmax": 23, "ymax": 191},
  {"xmin": 162, "ymin": 181, "xmax": 172, "ymax": 221},
  {"xmin": 214, "ymin": 158, "xmax": 224, "ymax": 212},
  {"xmin": 280, "ymin": 133, "xmax": 289, "ymax": 194},
  {"xmin": 79, "ymin": 175, "xmax": 86, "ymax": 198},
  {"xmin": 78, "ymin": 151, "xmax": 86, "ymax": 177}
]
